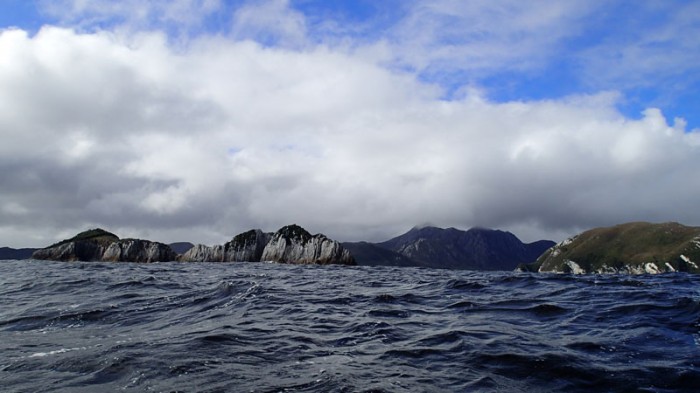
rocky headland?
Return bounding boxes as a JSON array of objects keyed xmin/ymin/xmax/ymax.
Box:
[{"xmin": 520, "ymin": 222, "xmax": 700, "ymax": 274}]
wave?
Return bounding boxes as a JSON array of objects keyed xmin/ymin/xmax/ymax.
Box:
[{"xmin": 1, "ymin": 261, "xmax": 700, "ymax": 392}]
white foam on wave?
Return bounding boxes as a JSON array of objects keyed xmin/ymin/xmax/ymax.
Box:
[{"xmin": 29, "ymin": 346, "xmax": 86, "ymax": 358}]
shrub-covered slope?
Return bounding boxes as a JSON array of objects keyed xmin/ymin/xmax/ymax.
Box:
[{"xmin": 531, "ymin": 222, "xmax": 700, "ymax": 274}]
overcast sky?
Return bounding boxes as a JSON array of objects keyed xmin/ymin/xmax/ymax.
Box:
[{"xmin": 1, "ymin": 0, "xmax": 699, "ymax": 247}]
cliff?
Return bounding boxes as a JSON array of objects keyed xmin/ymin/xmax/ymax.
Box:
[
  {"xmin": 260, "ymin": 225, "xmax": 355, "ymax": 265},
  {"xmin": 527, "ymin": 222, "xmax": 700, "ymax": 274}
]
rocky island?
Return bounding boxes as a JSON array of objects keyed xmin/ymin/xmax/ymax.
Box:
[
  {"xmin": 179, "ymin": 224, "xmax": 354, "ymax": 265},
  {"xmin": 31, "ymin": 225, "xmax": 355, "ymax": 265},
  {"xmin": 31, "ymin": 228, "xmax": 178, "ymax": 262}
]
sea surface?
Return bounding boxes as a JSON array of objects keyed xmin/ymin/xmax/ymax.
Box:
[{"xmin": 1, "ymin": 260, "xmax": 699, "ymax": 392}]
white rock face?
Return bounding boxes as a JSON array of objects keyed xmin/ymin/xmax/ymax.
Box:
[
  {"xmin": 565, "ymin": 260, "xmax": 585, "ymax": 274},
  {"xmin": 180, "ymin": 244, "xmax": 225, "ymax": 262},
  {"xmin": 644, "ymin": 263, "xmax": 661, "ymax": 274},
  {"xmin": 681, "ymin": 254, "xmax": 699, "ymax": 269},
  {"xmin": 549, "ymin": 236, "xmax": 576, "ymax": 258}
]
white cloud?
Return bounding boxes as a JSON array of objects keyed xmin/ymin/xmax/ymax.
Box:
[
  {"xmin": 230, "ymin": 0, "xmax": 307, "ymax": 48},
  {"xmin": 1, "ymin": 24, "xmax": 699, "ymax": 248}
]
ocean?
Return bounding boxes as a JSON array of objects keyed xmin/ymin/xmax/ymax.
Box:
[{"xmin": 1, "ymin": 260, "xmax": 699, "ymax": 392}]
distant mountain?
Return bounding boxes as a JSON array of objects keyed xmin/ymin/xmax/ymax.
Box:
[
  {"xmin": 349, "ymin": 226, "xmax": 554, "ymax": 270},
  {"xmin": 0, "ymin": 247, "xmax": 38, "ymax": 260},
  {"xmin": 169, "ymin": 242, "xmax": 194, "ymax": 254},
  {"xmin": 525, "ymin": 222, "xmax": 700, "ymax": 274}
]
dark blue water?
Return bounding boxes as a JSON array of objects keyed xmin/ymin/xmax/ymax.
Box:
[{"xmin": 1, "ymin": 260, "xmax": 699, "ymax": 392}]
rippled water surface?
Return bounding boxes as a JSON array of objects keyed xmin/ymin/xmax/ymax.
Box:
[{"xmin": 1, "ymin": 260, "xmax": 700, "ymax": 392}]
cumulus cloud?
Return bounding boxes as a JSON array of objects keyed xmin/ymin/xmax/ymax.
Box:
[
  {"xmin": 231, "ymin": 0, "xmax": 307, "ymax": 48},
  {"xmin": 1, "ymin": 10, "xmax": 700, "ymax": 248}
]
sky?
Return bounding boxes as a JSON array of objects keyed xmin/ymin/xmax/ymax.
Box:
[{"xmin": 1, "ymin": 0, "xmax": 699, "ymax": 248}]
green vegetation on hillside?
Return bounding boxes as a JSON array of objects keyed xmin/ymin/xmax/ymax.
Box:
[
  {"xmin": 277, "ymin": 224, "xmax": 313, "ymax": 243},
  {"xmin": 47, "ymin": 228, "xmax": 119, "ymax": 249},
  {"xmin": 535, "ymin": 222, "xmax": 700, "ymax": 273}
]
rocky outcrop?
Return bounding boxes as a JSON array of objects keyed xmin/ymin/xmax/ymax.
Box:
[
  {"xmin": 31, "ymin": 228, "xmax": 177, "ymax": 262},
  {"xmin": 32, "ymin": 229, "xmax": 119, "ymax": 261},
  {"xmin": 32, "ymin": 240, "xmax": 108, "ymax": 262},
  {"xmin": 527, "ymin": 222, "xmax": 700, "ymax": 274},
  {"xmin": 261, "ymin": 225, "xmax": 355, "ymax": 265}
]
